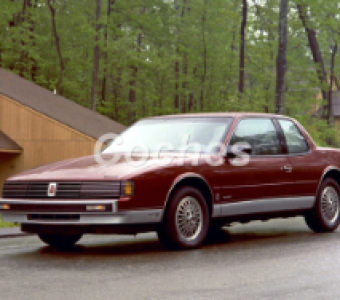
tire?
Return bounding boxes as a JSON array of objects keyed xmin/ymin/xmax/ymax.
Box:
[
  {"xmin": 305, "ymin": 178, "xmax": 340, "ymax": 232},
  {"xmin": 38, "ymin": 233, "xmax": 82, "ymax": 249},
  {"xmin": 157, "ymin": 186, "xmax": 209, "ymax": 250}
]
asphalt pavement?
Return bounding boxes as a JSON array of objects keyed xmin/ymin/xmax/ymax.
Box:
[
  {"xmin": 0, "ymin": 217, "xmax": 340, "ymax": 300},
  {"xmin": 0, "ymin": 226, "xmax": 31, "ymax": 238}
]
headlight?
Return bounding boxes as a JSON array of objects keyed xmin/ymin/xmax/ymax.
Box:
[{"xmin": 121, "ymin": 181, "xmax": 134, "ymax": 196}]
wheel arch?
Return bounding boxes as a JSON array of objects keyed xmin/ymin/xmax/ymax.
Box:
[
  {"xmin": 162, "ymin": 173, "xmax": 214, "ymax": 220},
  {"xmin": 317, "ymin": 166, "xmax": 340, "ymax": 197}
]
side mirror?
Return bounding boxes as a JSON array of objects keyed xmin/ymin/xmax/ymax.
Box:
[{"xmin": 225, "ymin": 143, "xmax": 252, "ymax": 159}]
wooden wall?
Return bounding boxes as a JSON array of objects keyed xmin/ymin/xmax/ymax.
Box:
[
  {"xmin": 0, "ymin": 153, "xmax": 23, "ymax": 191},
  {"xmin": 0, "ymin": 94, "xmax": 98, "ymax": 192}
]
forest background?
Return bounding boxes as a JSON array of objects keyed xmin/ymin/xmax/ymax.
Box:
[{"xmin": 1, "ymin": 0, "xmax": 340, "ymax": 145}]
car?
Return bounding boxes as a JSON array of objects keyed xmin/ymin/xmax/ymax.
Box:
[{"xmin": 1, "ymin": 112, "xmax": 340, "ymax": 250}]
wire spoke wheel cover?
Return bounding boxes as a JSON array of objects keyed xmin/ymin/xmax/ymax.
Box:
[
  {"xmin": 305, "ymin": 178, "xmax": 340, "ymax": 233},
  {"xmin": 321, "ymin": 186, "xmax": 339, "ymax": 225},
  {"xmin": 157, "ymin": 186, "xmax": 209, "ymax": 249},
  {"xmin": 175, "ymin": 196, "xmax": 203, "ymax": 241}
]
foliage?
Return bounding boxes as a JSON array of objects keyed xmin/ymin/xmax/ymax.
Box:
[{"xmin": 1, "ymin": 0, "xmax": 340, "ymax": 146}]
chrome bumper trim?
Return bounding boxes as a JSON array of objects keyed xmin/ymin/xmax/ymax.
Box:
[
  {"xmin": 0, "ymin": 197, "xmax": 163, "ymax": 225},
  {"xmin": 1, "ymin": 209, "xmax": 163, "ymax": 225},
  {"xmin": 0, "ymin": 198, "xmax": 118, "ymax": 213},
  {"xmin": 0, "ymin": 198, "xmax": 118, "ymax": 206}
]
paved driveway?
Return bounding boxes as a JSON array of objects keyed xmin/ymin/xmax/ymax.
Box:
[{"xmin": 0, "ymin": 217, "xmax": 339, "ymax": 299}]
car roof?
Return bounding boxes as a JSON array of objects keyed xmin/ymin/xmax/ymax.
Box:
[{"xmin": 142, "ymin": 112, "xmax": 290, "ymax": 120}]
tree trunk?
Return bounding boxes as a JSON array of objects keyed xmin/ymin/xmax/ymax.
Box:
[
  {"xmin": 181, "ymin": 56, "xmax": 188, "ymax": 113},
  {"xmin": 188, "ymin": 67, "xmax": 197, "ymax": 111},
  {"xmin": 19, "ymin": 0, "xmax": 28, "ymax": 76},
  {"xmin": 332, "ymin": 74, "xmax": 340, "ymax": 90},
  {"xmin": 111, "ymin": 67, "xmax": 121, "ymax": 120},
  {"xmin": 200, "ymin": 0, "xmax": 208, "ymax": 111},
  {"xmin": 180, "ymin": 1, "xmax": 192, "ymax": 113},
  {"xmin": 128, "ymin": 66, "xmax": 138, "ymax": 106},
  {"xmin": 91, "ymin": 0, "xmax": 101, "ymax": 111},
  {"xmin": 128, "ymin": 6, "xmax": 145, "ymax": 123},
  {"xmin": 47, "ymin": 0, "xmax": 64, "ymax": 95},
  {"xmin": 297, "ymin": 4, "xmax": 329, "ymax": 118},
  {"xmin": 275, "ymin": 0, "xmax": 289, "ymax": 115},
  {"xmin": 28, "ymin": 0, "xmax": 38, "ymax": 81},
  {"xmin": 173, "ymin": 0, "xmax": 188, "ymax": 110},
  {"xmin": 328, "ymin": 43, "xmax": 338, "ymax": 126},
  {"xmin": 101, "ymin": 0, "xmax": 114, "ymax": 105},
  {"xmin": 18, "ymin": 0, "xmax": 38, "ymax": 80},
  {"xmin": 174, "ymin": 60, "xmax": 180, "ymax": 109},
  {"xmin": 238, "ymin": 0, "xmax": 247, "ymax": 94}
]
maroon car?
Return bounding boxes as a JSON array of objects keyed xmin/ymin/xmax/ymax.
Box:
[{"xmin": 1, "ymin": 113, "xmax": 340, "ymax": 250}]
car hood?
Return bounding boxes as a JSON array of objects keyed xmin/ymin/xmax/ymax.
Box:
[{"xmin": 8, "ymin": 153, "xmax": 209, "ymax": 182}]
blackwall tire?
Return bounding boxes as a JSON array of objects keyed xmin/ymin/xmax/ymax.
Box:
[
  {"xmin": 305, "ymin": 178, "xmax": 340, "ymax": 232},
  {"xmin": 38, "ymin": 233, "xmax": 83, "ymax": 249},
  {"xmin": 157, "ymin": 186, "xmax": 209, "ymax": 250}
]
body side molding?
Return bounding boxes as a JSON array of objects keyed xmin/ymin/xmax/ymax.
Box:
[{"xmin": 212, "ymin": 196, "xmax": 315, "ymax": 218}]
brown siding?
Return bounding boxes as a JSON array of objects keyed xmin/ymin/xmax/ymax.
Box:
[
  {"xmin": 0, "ymin": 153, "xmax": 23, "ymax": 190},
  {"xmin": 0, "ymin": 94, "xmax": 98, "ymax": 192}
]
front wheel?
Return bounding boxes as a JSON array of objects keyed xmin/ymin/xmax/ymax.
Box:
[
  {"xmin": 157, "ymin": 186, "xmax": 209, "ymax": 250},
  {"xmin": 305, "ymin": 178, "xmax": 340, "ymax": 232},
  {"xmin": 38, "ymin": 233, "xmax": 83, "ymax": 249}
]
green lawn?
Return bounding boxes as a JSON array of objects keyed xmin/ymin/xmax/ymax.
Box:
[{"xmin": 0, "ymin": 215, "xmax": 18, "ymax": 228}]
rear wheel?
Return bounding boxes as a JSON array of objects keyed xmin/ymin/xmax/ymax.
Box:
[
  {"xmin": 305, "ymin": 178, "xmax": 340, "ymax": 232},
  {"xmin": 38, "ymin": 233, "xmax": 82, "ymax": 249},
  {"xmin": 157, "ymin": 186, "xmax": 209, "ymax": 250}
]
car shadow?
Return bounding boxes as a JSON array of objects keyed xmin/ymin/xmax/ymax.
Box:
[
  {"xmin": 6, "ymin": 221, "xmax": 339, "ymax": 260},
  {"xmin": 38, "ymin": 238, "xmax": 166, "ymax": 256}
]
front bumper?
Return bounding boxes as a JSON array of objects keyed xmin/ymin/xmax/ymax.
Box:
[{"xmin": 0, "ymin": 198, "xmax": 163, "ymax": 225}]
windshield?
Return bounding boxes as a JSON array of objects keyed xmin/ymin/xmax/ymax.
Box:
[{"xmin": 102, "ymin": 117, "xmax": 233, "ymax": 154}]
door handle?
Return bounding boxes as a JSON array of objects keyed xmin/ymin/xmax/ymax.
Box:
[{"xmin": 282, "ymin": 165, "xmax": 293, "ymax": 172}]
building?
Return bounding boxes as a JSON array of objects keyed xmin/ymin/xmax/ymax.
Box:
[{"xmin": 0, "ymin": 68, "xmax": 125, "ymax": 192}]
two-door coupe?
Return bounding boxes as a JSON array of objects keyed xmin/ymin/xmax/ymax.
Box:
[{"xmin": 1, "ymin": 113, "xmax": 340, "ymax": 250}]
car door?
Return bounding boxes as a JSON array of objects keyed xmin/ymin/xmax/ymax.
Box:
[
  {"xmin": 216, "ymin": 117, "xmax": 295, "ymax": 205},
  {"xmin": 276, "ymin": 118, "xmax": 325, "ymax": 197}
]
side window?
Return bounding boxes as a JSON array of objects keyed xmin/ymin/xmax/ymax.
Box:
[
  {"xmin": 278, "ymin": 119, "xmax": 309, "ymax": 154},
  {"xmin": 229, "ymin": 118, "xmax": 281, "ymax": 155}
]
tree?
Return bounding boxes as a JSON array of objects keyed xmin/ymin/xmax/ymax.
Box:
[
  {"xmin": 238, "ymin": 0, "xmax": 247, "ymax": 94},
  {"xmin": 91, "ymin": 0, "xmax": 101, "ymax": 111},
  {"xmin": 275, "ymin": 0, "xmax": 289, "ymax": 114},
  {"xmin": 101, "ymin": 0, "xmax": 114, "ymax": 105},
  {"xmin": 297, "ymin": 3, "xmax": 330, "ymax": 119},
  {"xmin": 47, "ymin": 0, "xmax": 64, "ymax": 95},
  {"xmin": 0, "ymin": 0, "xmax": 339, "ymax": 146},
  {"xmin": 200, "ymin": 0, "xmax": 208, "ymax": 110}
]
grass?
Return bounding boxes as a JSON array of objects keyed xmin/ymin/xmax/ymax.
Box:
[{"xmin": 0, "ymin": 215, "xmax": 18, "ymax": 228}]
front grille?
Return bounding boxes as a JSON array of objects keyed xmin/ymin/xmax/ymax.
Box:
[
  {"xmin": 2, "ymin": 182, "xmax": 29, "ymax": 198},
  {"xmin": 28, "ymin": 214, "xmax": 80, "ymax": 221},
  {"xmin": 80, "ymin": 182, "xmax": 121, "ymax": 198},
  {"xmin": 2, "ymin": 181, "xmax": 121, "ymax": 199},
  {"xmin": 27, "ymin": 182, "xmax": 81, "ymax": 198}
]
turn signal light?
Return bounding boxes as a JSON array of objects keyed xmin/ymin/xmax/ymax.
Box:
[
  {"xmin": 0, "ymin": 204, "xmax": 10, "ymax": 210},
  {"xmin": 86, "ymin": 205, "xmax": 105, "ymax": 211},
  {"xmin": 122, "ymin": 181, "xmax": 134, "ymax": 196}
]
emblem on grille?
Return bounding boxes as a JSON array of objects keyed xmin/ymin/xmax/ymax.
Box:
[{"xmin": 47, "ymin": 183, "xmax": 57, "ymax": 197}]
